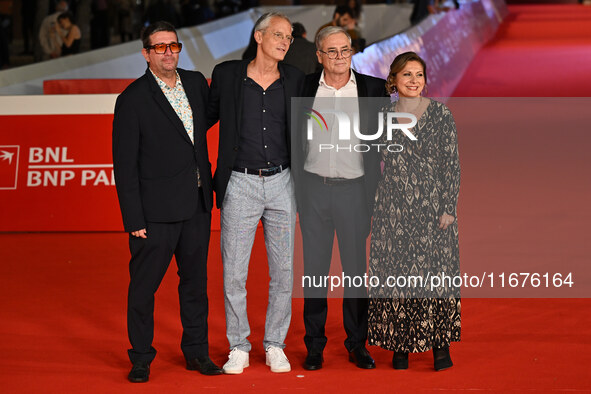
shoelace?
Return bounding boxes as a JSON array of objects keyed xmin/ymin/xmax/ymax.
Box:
[
  {"xmin": 268, "ymin": 348, "xmax": 287, "ymax": 362},
  {"xmin": 228, "ymin": 349, "xmax": 245, "ymax": 363}
]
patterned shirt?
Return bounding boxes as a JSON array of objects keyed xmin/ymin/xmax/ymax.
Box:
[{"xmin": 150, "ymin": 69, "xmax": 194, "ymax": 143}]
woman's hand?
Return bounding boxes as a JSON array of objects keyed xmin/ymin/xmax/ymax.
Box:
[{"xmin": 439, "ymin": 213, "xmax": 455, "ymax": 230}]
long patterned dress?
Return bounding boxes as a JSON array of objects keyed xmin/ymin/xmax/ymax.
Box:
[{"xmin": 367, "ymin": 99, "xmax": 461, "ymax": 352}]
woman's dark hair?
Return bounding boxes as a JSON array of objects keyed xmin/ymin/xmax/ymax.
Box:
[
  {"xmin": 386, "ymin": 51, "xmax": 428, "ymax": 94},
  {"xmin": 345, "ymin": 0, "xmax": 362, "ymax": 19},
  {"xmin": 141, "ymin": 21, "xmax": 178, "ymax": 49},
  {"xmin": 57, "ymin": 11, "xmax": 75, "ymax": 24},
  {"xmin": 334, "ymin": 5, "xmax": 354, "ymax": 19}
]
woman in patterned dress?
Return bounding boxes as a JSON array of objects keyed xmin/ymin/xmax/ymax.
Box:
[{"xmin": 367, "ymin": 52, "xmax": 461, "ymax": 371}]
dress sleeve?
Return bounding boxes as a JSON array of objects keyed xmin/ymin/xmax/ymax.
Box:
[{"xmin": 438, "ymin": 105, "xmax": 460, "ymax": 216}]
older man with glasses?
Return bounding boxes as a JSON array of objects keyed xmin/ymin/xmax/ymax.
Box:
[
  {"xmin": 113, "ymin": 21, "xmax": 222, "ymax": 383},
  {"xmin": 207, "ymin": 12, "xmax": 304, "ymax": 374},
  {"xmin": 296, "ymin": 26, "xmax": 388, "ymax": 371}
]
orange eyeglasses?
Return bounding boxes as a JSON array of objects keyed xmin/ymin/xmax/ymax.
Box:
[{"xmin": 146, "ymin": 42, "xmax": 183, "ymax": 54}]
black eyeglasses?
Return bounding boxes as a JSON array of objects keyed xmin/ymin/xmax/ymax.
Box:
[
  {"xmin": 319, "ymin": 48, "xmax": 353, "ymax": 59},
  {"xmin": 146, "ymin": 42, "xmax": 183, "ymax": 54}
]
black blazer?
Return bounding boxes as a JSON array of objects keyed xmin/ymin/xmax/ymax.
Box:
[
  {"xmin": 298, "ymin": 70, "xmax": 388, "ymax": 216},
  {"xmin": 207, "ymin": 59, "xmax": 305, "ymax": 208},
  {"xmin": 112, "ymin": 68, "xmax": 213, "ymax": 232},
  {"xmin": 282, "ymin": 37, "xmax": 321, "ymax": 75}
]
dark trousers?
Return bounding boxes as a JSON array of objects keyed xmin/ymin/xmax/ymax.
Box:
[
  {"xmin": 127, "ymin": 194, "xmax": 211, "ymax": 364},
  {"xmin": 300, "ymin": 172, "xmax": 370, "ymax": 353}
]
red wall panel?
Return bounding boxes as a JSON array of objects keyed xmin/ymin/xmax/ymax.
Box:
[{"xmin": 0, "ymin": 113, "xmax": 221, "ymax": 231}]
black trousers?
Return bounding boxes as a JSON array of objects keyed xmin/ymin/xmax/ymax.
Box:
[
  {"xmin": 127, "ymin": 193, "xmax": 211, "ymax": 364},
  {"xmin": 299, "ymin": 172, "xmax": 370, "ymax": 353}
]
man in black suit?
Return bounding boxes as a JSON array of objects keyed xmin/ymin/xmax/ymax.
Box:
[
  {"xmin": 206, "ymin": 12, "xmax": 304, "ymax": 374},
  {"xmin": 112, "ymin": 21, "xmax": 222, "ymax": 383},
  {"xmin": 282, "ymin": 22, "xmax": 320, "ymax": 75},
  {"xmin": 296, "ymin": 26, "xmax": 388, "ymax": 371}
]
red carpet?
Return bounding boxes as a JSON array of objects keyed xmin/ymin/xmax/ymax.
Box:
[
  {"xmin": 1, "ymin": 233, "xmax": 590, "ymax": 392},
  {"xmin": 453, "ymin": 5, "xmax": 591, "ymax": 97},
  {"xmin": 1, "ymin": 4, "xmax": 591, "ymax": 392}
]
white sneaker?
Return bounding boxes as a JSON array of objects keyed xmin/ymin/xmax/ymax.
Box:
[
  {"xmin": 265, "ymin": 346, "xmax": 291, "ymax": 373},
  {"xmin": 223, "ymin": 348, "xmax": 249, "ymax": 374}
]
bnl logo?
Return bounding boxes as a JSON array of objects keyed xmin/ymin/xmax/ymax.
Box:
[
  {"xmin": 0, "ymin": 145, "xmax": 20, "ymax": 190},
  {"xmin": 304, "ymin": 108, "xmax": 418, "ymax": 141}
]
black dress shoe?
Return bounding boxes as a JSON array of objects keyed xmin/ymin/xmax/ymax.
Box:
[
  {"xmin": 303, "ymin": 350, "xmax": 323, "ymax": 370},
  {"xmin": 348, "ymin": 346, "xmax": 376, "ymax": 369},
  {"xmin": 433, "ymin": 346, "xmax": 453, "ymax": 371},
  {"xmin": 392, "ymin": 351, "xmax": 409, "ymax": 370},
  {"xmin": 186, "ymin": 356, "xmax": 223, "ymax": 375},
  {"xmin": 128, "ymin": 361, "xmax": 150, "ymax": 383}
]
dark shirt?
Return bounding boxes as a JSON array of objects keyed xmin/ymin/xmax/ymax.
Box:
[
  {"xmin": 234, "ymin": 76, "xmax": 289, "ymax": 169},
  {"xmin": 62, "ymin": 38, "xmax": 80, "ymax": 56}
]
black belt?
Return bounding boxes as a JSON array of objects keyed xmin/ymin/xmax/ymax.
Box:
[
  {"xmin": 233, "ymin": 164, "xmax": 289, "ymax": 177},
  {"xmin": 305, "ymin": 171, "xmax": 364, "ymax": 185}
]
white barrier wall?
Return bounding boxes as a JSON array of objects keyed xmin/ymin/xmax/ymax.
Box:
[
  {"xmin": 0, "ymin": 0, "xmax": 508, "ymax": 232},
  {"xmin": 0, "ymin": 4, "xmax": 412, "ymax": 95},
  {"xmin": 352, "ymin": 0, "xmax": 508, "ymax": 97}
]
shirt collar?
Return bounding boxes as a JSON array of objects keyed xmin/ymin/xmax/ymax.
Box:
[
  {"xmin": 319, "ymin": 69, "xmax": 356, "ymax": 89},
  {"xmin": 150, "ymin": 69, "xmax": 181, "ymax": 90},
  {"xmin": 242, "ymin": 62, "xmax": 285, "ymax": 88}
]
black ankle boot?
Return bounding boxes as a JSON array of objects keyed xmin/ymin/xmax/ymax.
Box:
[
  {"xmin": 392, "ymin": 351, "xmax": 409, "ymax": 370},
  {"xmin": 433, "ymin": 346, "xmax": 453, "ymax": 371}
]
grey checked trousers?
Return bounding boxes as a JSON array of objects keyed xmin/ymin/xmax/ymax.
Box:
[{"xmin": 221, "ymin": 168, "xmax": 296, "ymax": 352}]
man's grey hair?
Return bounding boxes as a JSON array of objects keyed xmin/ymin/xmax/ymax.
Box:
[
  {"xmin": 315, "ymin": 26, "xmax": 352, "ymax": 51},
  {"xmin": 253, "ymin": 12, "xmax": 292, "ymax": 33}
]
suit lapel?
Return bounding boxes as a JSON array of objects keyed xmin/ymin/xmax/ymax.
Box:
[
  {"xmin": 280, "ymin": 64, "xmax": 293, "ymax": 147},
  {"xmin": 179, "ymin": 69, "xmax": 202, "ymax": 147},
  {"xmin": 301, "ymin": 73, "xmax": 322, "ymax": 157},
  {"xmin": 354, "ymin": 70, "xmax": 369, "ymax": 138},
  {"xmin": 304, "ymin": 72, "xmax": 321, "ymax": 97},
  {"xmin": 234, "ymin": 61, "xmax": 248, "ymax": 137},
  {"xmin": 147, "ymin": 69, "xmax": 193, "ymax": 145},
  {"xmin": 354, "ymin": 70, "xmax": 368, "ymax": 98},
  {"xmin": 353, "ymin": 71, "xmax": 377, "ymax": 173}
]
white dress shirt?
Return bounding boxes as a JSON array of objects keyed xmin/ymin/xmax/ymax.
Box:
[{"xmin": 304, "ymin": 70, "xmax": 364, "ymax": 179}]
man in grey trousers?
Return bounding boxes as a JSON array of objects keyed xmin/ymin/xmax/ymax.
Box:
[{"xmin": 206, "ymin": 12, "xmax": 304, "ymax": 374}]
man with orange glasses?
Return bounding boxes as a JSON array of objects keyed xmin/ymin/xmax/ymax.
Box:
[{"xmin": 113, "ymin": 21, "xmax": 221, "ymax": 383}]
